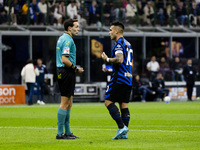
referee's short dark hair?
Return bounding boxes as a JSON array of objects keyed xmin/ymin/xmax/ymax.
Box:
[
  {"xmin": 64, "ymin": 19, "xmax": 78, "ymax": 31},
  {"xmin": 111, "ymin": 21, "xmax": 125, "ymax": 30}
]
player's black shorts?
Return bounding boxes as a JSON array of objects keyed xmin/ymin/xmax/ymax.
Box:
[
  {"xmin": 105, "ymin": 82, "xmax": 132, "ymax": 103},
  {"xmin": 57, "ymin": 67, "xmax": 75, "ymax": 97}
]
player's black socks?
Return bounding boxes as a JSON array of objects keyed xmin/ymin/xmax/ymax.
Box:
[
  {"xmin": 121, "ymin": 108, "xmax": 130, "ymax": 127},
  {"xmin": 107, "ymin": 103, "xmax": 124, "ymax": 129}
]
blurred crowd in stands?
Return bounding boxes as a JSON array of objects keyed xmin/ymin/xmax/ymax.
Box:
[
  {"xmin": 1, "ymin": 0, "xmax": 200, "ymax": 27},
  {"xmin": 146, "ymin": 56, "xmax": 185, "ymax": 81},
  {"xmin": 132, "ymin": 57, "xmax": 199, "ymax": 102},
  {"xmin": 141, "ymin": 55, "xmax": 200, "ymax": 82}
]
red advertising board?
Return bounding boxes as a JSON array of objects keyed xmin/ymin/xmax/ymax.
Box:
[{"xmin": 0, "ymin": 85, "xmax": 25, "ymax": 105}]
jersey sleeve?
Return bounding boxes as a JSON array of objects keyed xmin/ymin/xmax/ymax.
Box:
[
  {"xmin": 157, "ymin": 62, "xmax": 160, "ymax": 68},
  {"xmin": 43, "ymin": 65, "xmax": 48, "ymax": 73},
  {"xmin": 62, "ymin": 40, "xmax": 72, "ymax": 57},
  {"xmin": 147, "ymin": 62, "xmax": 150, "ymax": 68},
  {"xmin": 114, "ymin": 43, "xmax": 123, "ymax": 55},
  {"xmin": 56, "ymin": 38, "xmax": 72, "ymax": 57}
]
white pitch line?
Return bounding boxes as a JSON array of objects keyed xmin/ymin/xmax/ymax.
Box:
[
  {"xmin": 0, "ymin": 103, "xmax": 104, "ymax": 108},
  {"xmin": 72, "ymin": 125, "xmax": 200, "ymax": 128},
  {"xmin": 0, "ymin": 105, "xmax": 60, "ymax": 108},
  {"xmin": 0, "ymin": 126, "xmax": 199, "ymax": 133}
]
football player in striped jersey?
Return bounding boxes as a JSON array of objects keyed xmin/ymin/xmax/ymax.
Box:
[{"xmin": 102, "ymin": 21, "xmax": 133, "ymax": 139}]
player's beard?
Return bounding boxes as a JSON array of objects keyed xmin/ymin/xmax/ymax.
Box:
[{"xmin": 110, "ymin": 35, "xmax": 115, "ymax": 41}]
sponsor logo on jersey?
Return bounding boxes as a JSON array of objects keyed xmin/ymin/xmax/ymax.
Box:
[
  {"xmin": 64, "ymin": 47, "xmax": 70, "ymax": 54},
  {"xmin": 66, "ymin": 41, "xmax": 70, "ymax": 45}
]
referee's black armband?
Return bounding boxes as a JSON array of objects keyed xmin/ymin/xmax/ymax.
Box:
[{"xmin": 70, "ymin": 64, "xmax": 78, "ymax": 72}]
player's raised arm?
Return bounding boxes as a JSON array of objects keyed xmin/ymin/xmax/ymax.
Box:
[{"xmin": 101, "ymin": 52, "xmax": 123, "ymax": 64}]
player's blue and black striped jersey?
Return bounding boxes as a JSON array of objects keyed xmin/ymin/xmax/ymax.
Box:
[
  {"xmin": 110, "ymin": 37, "xmax": 133, "ymax": 86},
  {"xmin": 56, "ymin": 33, "xmax": 76, "ymax": 68}
]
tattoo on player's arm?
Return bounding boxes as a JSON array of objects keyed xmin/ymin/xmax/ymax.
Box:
[{"xmin": 110, "ymin": 54, "xmax": 123, "ymax": 64}]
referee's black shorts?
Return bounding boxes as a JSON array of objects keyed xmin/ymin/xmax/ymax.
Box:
[
  {"xmin": 57, "ymin": 67, "xmax": 75, "ymax": 97},
  {"xmin": 105, "ymin": 82, "xmax": 132, "ymax": 103}
]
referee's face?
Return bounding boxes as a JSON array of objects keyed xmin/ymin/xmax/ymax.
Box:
[
  {"xmin": 71, "ymin": 22, "xmax": 79, "ymax": 36},
  {"xmin": 109, "ymin": 25, "xmax": 117, "ymax": 41}
]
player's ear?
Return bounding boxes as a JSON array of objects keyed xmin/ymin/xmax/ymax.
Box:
[
  {"xmin": 116, "ymin": 28, "xmax": 121, "ymax": 34},
  {"xmin": 68, "ymin": 26, "xmax": 72, "ymax": 31}
]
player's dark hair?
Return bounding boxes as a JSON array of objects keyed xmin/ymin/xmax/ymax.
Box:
[
  {"xmin": 26, "ymin": 59, "xmax": 33, "ymax": 64},
  {"xmin": 64, "ymin": 19, "xmax": 78, "ymax": 31},
  {"xmin": 111, "ymin": 21, "xmax": 125, "ymax": 30}
]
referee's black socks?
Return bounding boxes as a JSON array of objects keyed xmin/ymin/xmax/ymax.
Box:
[
  {"xmin": 107, "ymin": 103, "xmax": 124, "ymax": 129},
  {"xmin": 121, "ymin": 108, "xmax": 130, "ymax": 127}
]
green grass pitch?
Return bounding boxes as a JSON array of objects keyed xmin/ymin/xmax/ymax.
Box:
[{"xmin": 0, "ymin": 101, "xmax": 200, "ymax": 150}]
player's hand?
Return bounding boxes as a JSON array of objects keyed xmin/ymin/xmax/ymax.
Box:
[
  {"xmin": 102, "ymin": 68, "xmax": 112, "ymax": 73},
  {"xmin": 102, "ymin": 68, "xmax": 109, "ymax": 72},
  {"xmin": 77, "ymin": 67, "xmax": 84, "ymax": 74},
  {"xmin": 101, "ymin": 52, "xmax": 108, "ymax": 61}
]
